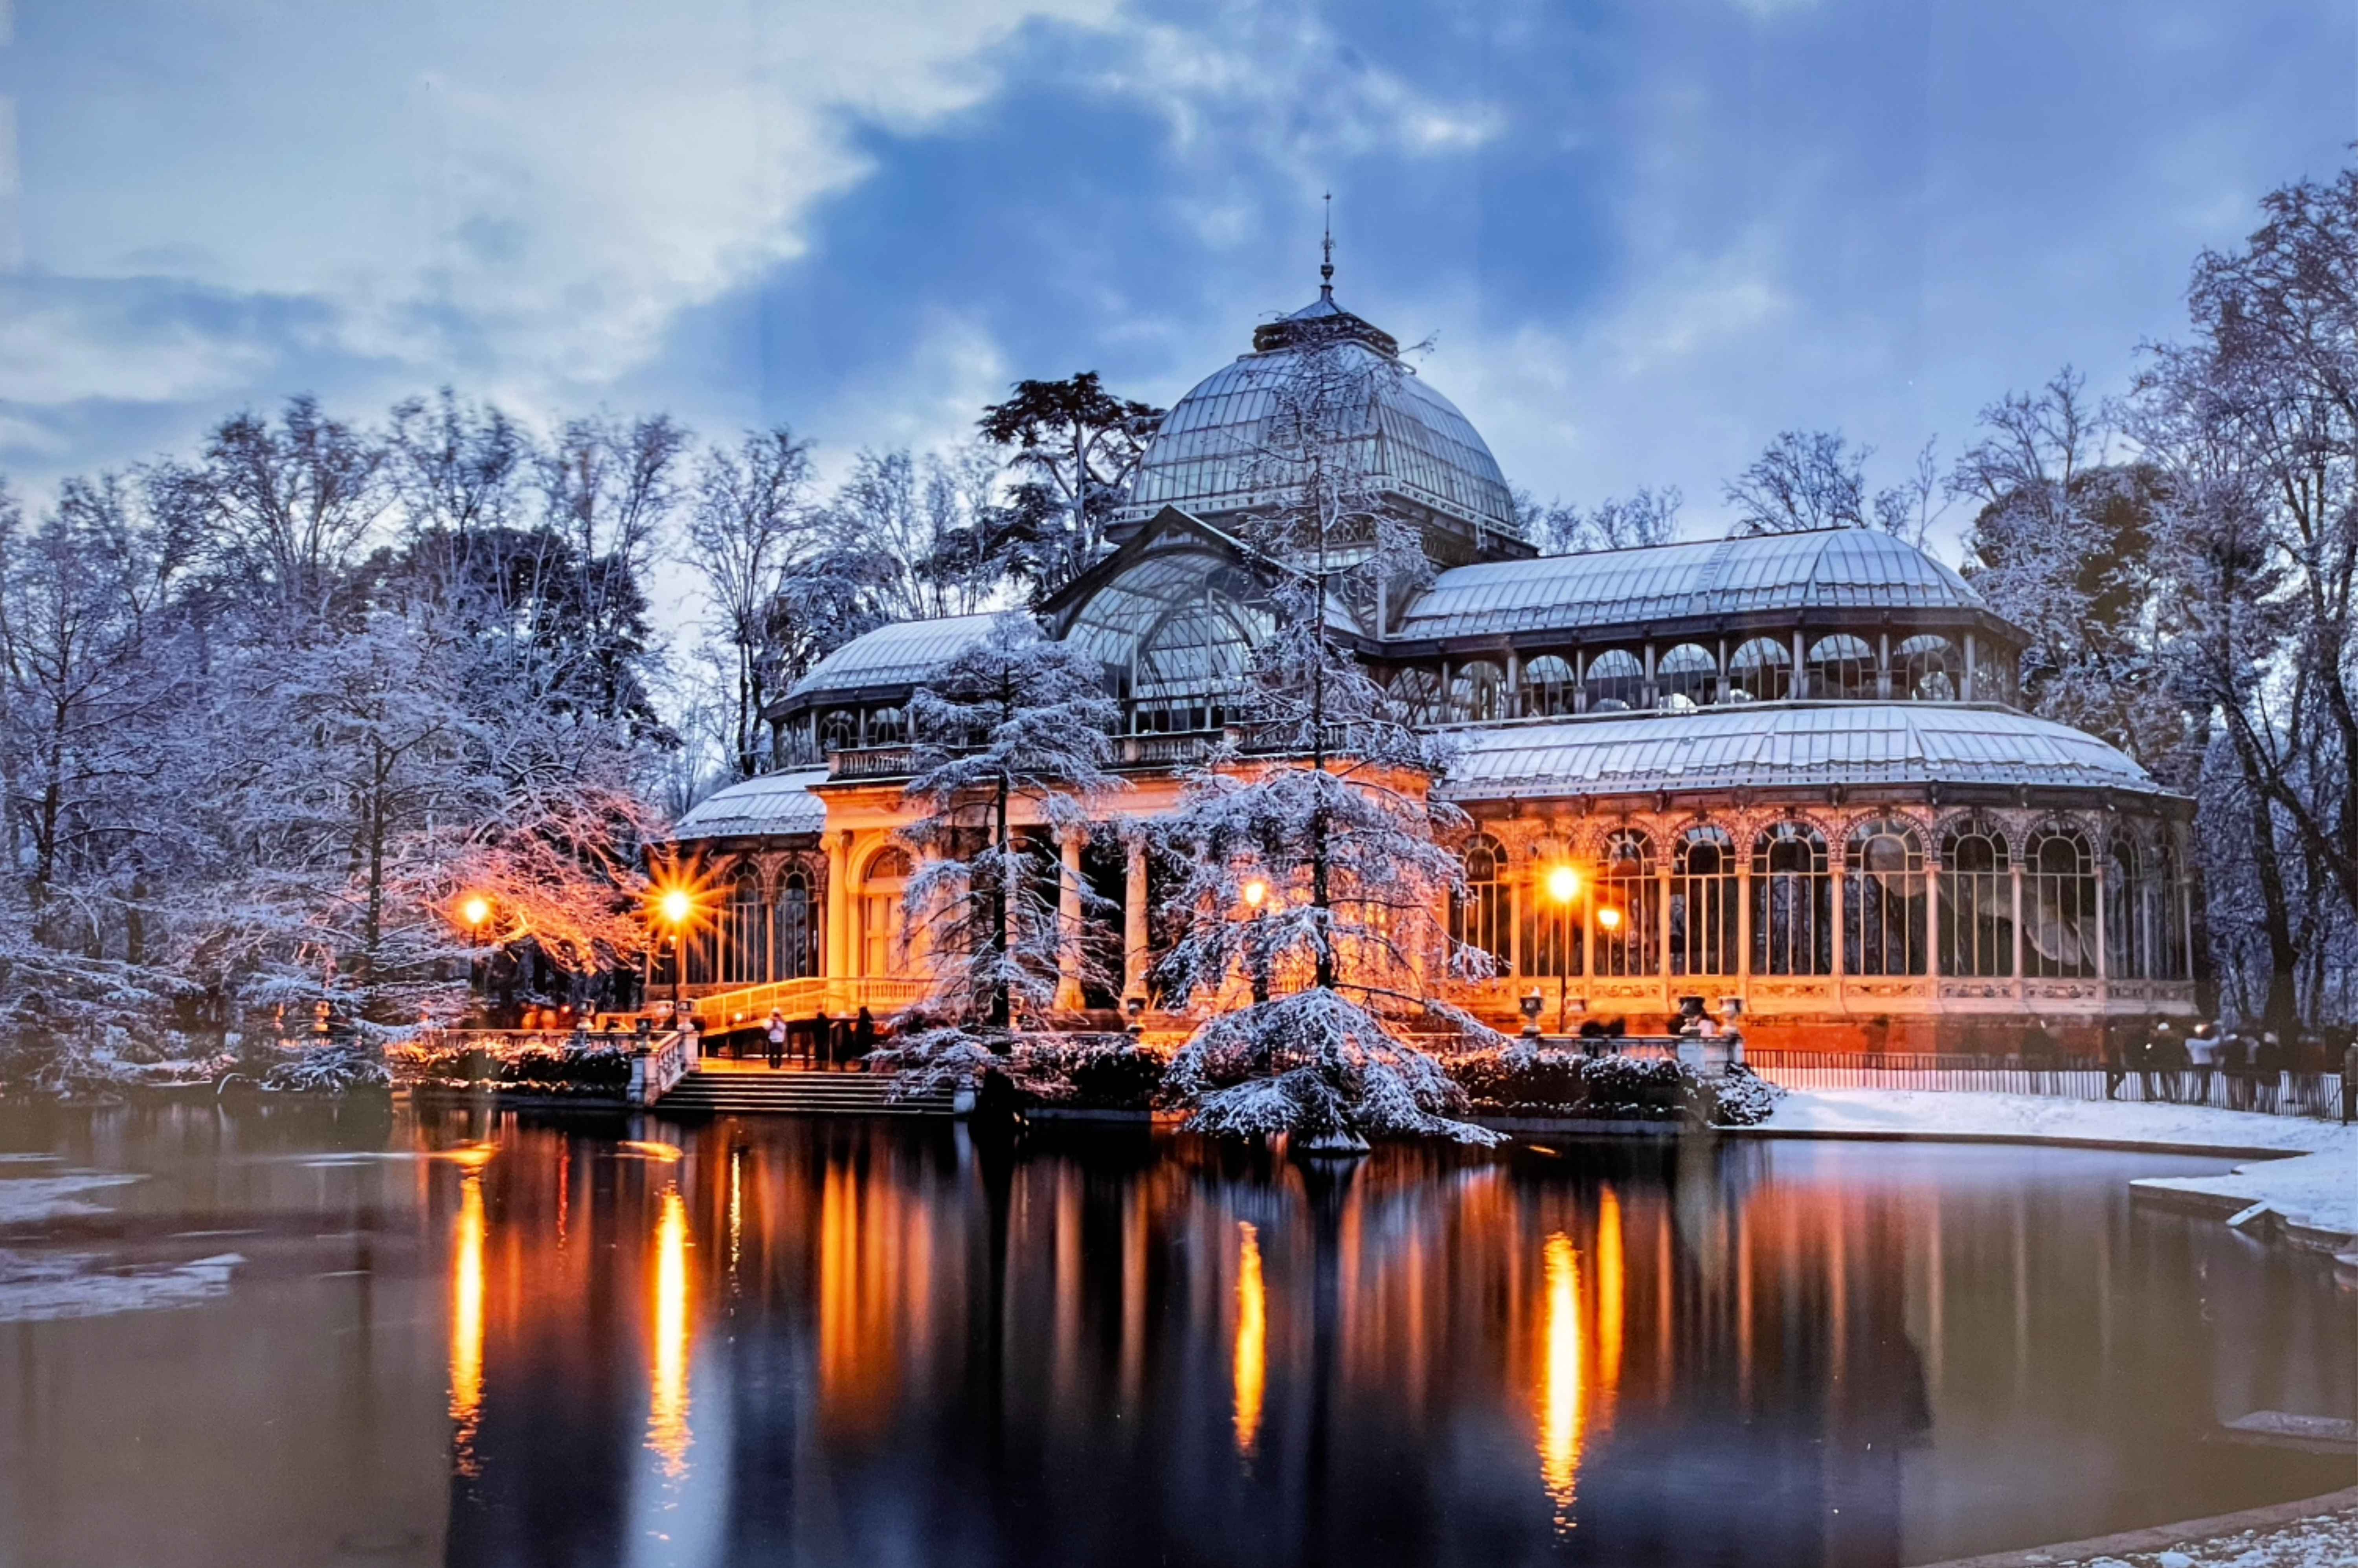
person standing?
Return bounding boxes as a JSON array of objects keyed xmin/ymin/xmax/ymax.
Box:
[
  {"xmin": 2341, "ymin": 1035, "xmax": 2358, "ymax": 1126},
  {"xmin": 853, "ymin": 1006, "xmax": 877, "ymax": 1062},
  {"xmin": 2095, "ymin": 1020, "xmax": 2124, "ymax": 1101},
  {"xmin": 766, "ymin": 1010, "xmax": 787, "ymax": 1070},
  {"xmin": 2186, "ymin": 1023, "xmax": 2218, "ymax": 1107},
  {"xmin": 2152, "ymin": 1020, "xmax": 2186, "ymax": 1103},
  {"xmin": 2254, "ymin": 1032, "xmax": 2286, "ymax": 1114}
]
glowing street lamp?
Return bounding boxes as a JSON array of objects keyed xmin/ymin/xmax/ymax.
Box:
[
  {"xmin": 652, "ymin": 885, "xmax": 695, "ymax": 1019},
  {"xmin": 1242, "ymin": 878, "xmax": 1268, "ymax": 910},
  {"xmin": 458, "ymin": 894, "xmax": 493, "ymax": 1012},
  {"xmin": 1546, "ymin": 865, "xmax": 1582, "ymax": 1036}
]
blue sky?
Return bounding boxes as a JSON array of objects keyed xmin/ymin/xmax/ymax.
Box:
[{"xmin": 1, "ymin": 0, "xmax": 2351, "ymax": 551}]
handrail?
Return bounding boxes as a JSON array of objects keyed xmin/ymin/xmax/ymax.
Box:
[{"xmin": 629, "ymin": 1030, "xmax": 694, "ymax": 1107}]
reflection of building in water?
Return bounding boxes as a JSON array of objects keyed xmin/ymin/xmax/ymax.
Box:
[{"xmin": 435, "ymin": 1127, "xmax": 2350, "ymax": 1568}]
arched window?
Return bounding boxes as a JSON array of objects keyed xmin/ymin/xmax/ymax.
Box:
[
  {"xmin": 866, "ymin": 706, "xmax": 906, "ymax": 745},
  {"xmin": 774, "ymin": 871, "xmax": 817, "ymax": 980},
  {"xmin": 1519, "ymin": 844, "xmax": 1583, "ymax": 980},
  {"xmin": 1450, "ymin": 659, "xmax": 1508, "ymax": 723},
  {"xmin": 2156, "ymin": 842, "xmax": 2189, "ymax": 980},
  {"xmin": 819, "ymin": 709, "xmax": 859, "ymax": 752},
  {"xmin": 1585, "ymin": 649, "xmax": 1645, "ymax": 712},
  {"xmin": 1727, "ymin": 638, "xmax": 1792, "ymax": 703},
  {"xmin": 1808, "ymin": 635, "xmax": 1875, "ymax": 701},
  {"xmin": 1521, "ymin": 655, "xmax": 1576, "ymax": 718},
  {"xmin": 1895, "ymin": 635, "xmax": 1959, "ymax": 701},
  {"xmin": 1658, "ymin": 644, "xmax": 1719, "ymax": 710},
  {"xmin": 1386, "ymin": 667, "xmax": 1442, "ymax": 725},
  {"xmin": 2106, "ymin": 835, "xmax": 2151, "ymax": 980},
  {"xmin": 1938, "ymin": 816, "xmax": 2014, "ymax": 977},
  {"xmin": 724, "ymin": 866, "xmax": 768, "ymax": 986},
  {"xmin": 1451, "ymin": 835, "xmax": 1509, "ymax": 972},
  {"xmin": 1595, "ymin": 829, "xmax": 1658, "ymax": 977},
  {"xmin": 860, "ymin": 846, "xmax": 912, "ymax": 977},
  {"xmin": 2024, "ymin": 824, "xmax": 2096, "ymax": 978},
  {"xmin": 1752, "ymin": 822, "xmax": 1832, "ymax": 975},
  {"xmin": 1670, "ymin": 824, "xmax": 1738, "ymax": 976},
  {"xmin": 1846, "ymin": 818, "xmax": 1926, "ymax": 975}
]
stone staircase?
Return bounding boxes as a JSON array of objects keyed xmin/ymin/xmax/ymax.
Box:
[{"xmin": 653, "ymin": 1067, "xmax": 957, "ymax": 1117}]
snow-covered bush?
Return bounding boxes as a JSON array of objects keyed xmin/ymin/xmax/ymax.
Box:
[
  {"xmin": 1161, "ymin": 990, "xmax": 1499, "ymax": 1146},
  {"xmin": 1448, "ymin": 1047, "xmax": 1785, "ymax": 1126},
  {"xmin": 1009, "ymin": 1035, "xmax": 1164, "ymax": 1109},
  {"xmin": 261, "ymin": 1041, "xmax": 393, "ymax": 1095}
]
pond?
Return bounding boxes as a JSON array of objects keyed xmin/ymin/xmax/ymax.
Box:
[{"xmin": 0, "ymin": 1103, "xmax": 2348, "ymax": 1568}]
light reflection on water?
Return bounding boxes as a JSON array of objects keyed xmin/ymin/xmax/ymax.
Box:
[{"xmin": 0, "ymin": 1105, "xmax": 2350, "ymax": 1568}]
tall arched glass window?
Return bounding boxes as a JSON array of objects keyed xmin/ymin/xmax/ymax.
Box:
[
  {"xmin": 1670, "ymin": 824, "xmax": 1738, "ymax": 976},
  {"xmin": 1595, "ymin": 829, "xmax": 1659, "ymax": 977},
  {"xmin": 1451, "ymin": 835, "xmax": 1509, "ymax": 973},
  {"xmin": 1938, "ymin": 817, "xmax": 2014, "ymax": 977},
  {"xmin": 866, "ymin": 706, "xmax": 906, "ymax": 745},
  {"xmin": 1450, "ymin": 660, "xmax": 1508, "ymax": 722},
  {"xmin": 1657, "ymin": 644, "xmax": 1719, "ymax": 710},
  {"xmin": 2024, "ymin": 825, "xmax": 2097, "ymax": 978},
  {"xmin": 820, "ymin": 709, "xmax": 859, "ymax": 751},
  {"xmin": 1808, "ymin": 635, "xmax": 1875, "ymax": 700},
  {"xmin": 860, "ymin": 847, "xmax": 912, "ymax": 977},
  {"xmin": 1895, "ymin": 635, "xmax": 1959, "ymax": 701},
  {"xmin": 1752, "ymin": 822, "xmax": 1832, "ymax": 975},
  {"xmin": 774, "ymin": 872, "xmax": 817, "ymax": 980},
  {"xmin": 1386, "ymin": 666, "xmax": 1442, "ymax": 725},
  {"xmin": 2157, "ymin": 842, "xmax": 2189, "ymax": 980},
  {"xmin": 1846, "ymin": 818, "xmax": 1926, "ymax": 975},
  {"xmin": 725, "ymin": 866, "xmax": 768, "ymax": 985},
  {"xmin": 1585, "ymin": 649, "xmax": 1645, "ymax": 712},
  {"xmin": 1519, "ymin": 844, "xmax": 1583, "ymax": 980},
  {"xmin": 1727, "ymin": 638, "xmax": 1792, "ymax": 702},
  {"xmin": 2106, "ymin": 836, "xmax": 2151, "ymax": 980},
  {"xmin": 1521, "ymin": 655, "xmax": 1576, "ymax": 718}
]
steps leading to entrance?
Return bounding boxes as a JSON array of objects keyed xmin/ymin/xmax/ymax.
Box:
[{"xmin": 654, "ymin": 1068, "xmax": 956, "ymax": 1117}]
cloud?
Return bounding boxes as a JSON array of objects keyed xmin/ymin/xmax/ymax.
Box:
[{"xmin": 5, "ymin": 0, "xmax": 1120, "ymax": 433}]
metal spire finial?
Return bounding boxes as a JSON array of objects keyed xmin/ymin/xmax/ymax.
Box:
[{"xmin": 1320, "ymin": 192, "xmax": 1334, "ymax": 293}]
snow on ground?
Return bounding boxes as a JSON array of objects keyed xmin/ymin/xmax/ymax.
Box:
[
  {"xmin": 1760, "ymin": 1089, "xmax": 2358, "ymax": 1241},
  {"xmin": 0, "ymin": 1249, "xmax": 242, "ymax": 1323},
  {"xmin": 2047, "ymin": 1498, "xmax": 2358, "ymax": 1568}
]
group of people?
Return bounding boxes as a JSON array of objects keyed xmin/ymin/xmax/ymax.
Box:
[
  {"xmin": 2096, "ymin": 1017, "xmax": 2356, "ymax": 1116},
  {"xmin": 740, "ymin": 1006, "xmax": 879, "ymax": 1070}
]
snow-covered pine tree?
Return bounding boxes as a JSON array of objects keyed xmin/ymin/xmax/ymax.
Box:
[
  {"xmin": 1148, "ymin": 327, "xmax": 1503, "ymax": 1150},
  {"xmin": 875, "ymin": 613, "xmax": 1125, "ymax": 1095}
]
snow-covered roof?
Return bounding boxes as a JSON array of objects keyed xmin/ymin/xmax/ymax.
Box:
[
  {"xmin": 1435, "ymin": 704, "xmax": 2165, "ymax": 801},
  {"xmin": 1127, "ymin": 295, "xmax": 1518, "ymax": 536},
  {"xmin": 1398, "ymin": 528, "xmax": 1988, "ymax": 640},
  {"xmin": 784, "ymin": 613, "xmax": 1006, "ymax": 704},
  {"xmin": 670, "ymin": 767, "xmax": 830, "ymax": 842}
]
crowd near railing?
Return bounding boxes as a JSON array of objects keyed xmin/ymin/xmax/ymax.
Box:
[{"xmin": 1743, "ymin": 1048, "xmax": 2345, "ymax": 1121}]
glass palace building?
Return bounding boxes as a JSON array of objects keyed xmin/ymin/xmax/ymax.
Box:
[{"xmin": 665, "ymin": 284, "xmax": 2196, "ymax": 1050}]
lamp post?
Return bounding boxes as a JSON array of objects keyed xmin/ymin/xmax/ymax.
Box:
[
  {"xmin": 1546, "ymin": 865, "xmax": 1581, "ymax": 1037},
  {"xmin": 459, "ymin": 894, "xmax": 491, "ymax": 1021},
  {"xmin": 656, "ymin": 887, "xmax": 692, "ymax": 1023},
  {"xmin": 1243, "ymin": 878, "xmax": 1271, "ymax": 1004}
]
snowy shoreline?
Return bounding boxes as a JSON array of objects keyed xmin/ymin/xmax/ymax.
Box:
[{"xmin": 1755, "ymin": 1088, "xmax": 2358, "ymax": 1246}]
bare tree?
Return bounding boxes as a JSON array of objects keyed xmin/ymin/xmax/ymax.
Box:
[
  {"xmin": 1520, "ymin": 486, "xmax": 1682, "ymax": 553},
  {"xmin": 1723, "ymin": 430, "xmax": 1868, "ymax": 534},
  {"xmin": 683, "ymin": 426, "xmax": 814, "ymax": 779}
]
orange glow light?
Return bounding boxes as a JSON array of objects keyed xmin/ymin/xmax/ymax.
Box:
[
  {"xmin": 1537, "ymin": 1232, "xmax": 1584, "ymax": 1529},
  {"xmin": 1242, "ymin": 879, "xmax": 1268, "ymax": 910},
  {"xmin": 1546, "ymin": 865, "xmax": 1581, "ymax": 905},
  {"xmin": 459, "ymin": 895, "xmax": 491, "ymax": 929},
  {"xmin": 1596, "ymin": 906, "xmax": 1623, "ymax": 931},
  {"xmin": 656, "ymin": 887, "xmax": 692, "ymax": 927},
  {"xmin": 1234, "ymin": 1221, "xmax": 1266, "ymax": 1462}
]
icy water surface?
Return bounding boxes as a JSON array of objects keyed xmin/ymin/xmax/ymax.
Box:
[{"xmin": 0, "ymin": 1102, "xmax": 2349, "ymax": 1568}]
